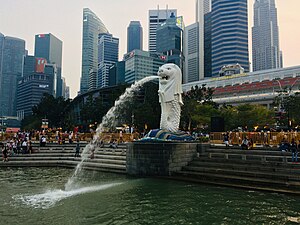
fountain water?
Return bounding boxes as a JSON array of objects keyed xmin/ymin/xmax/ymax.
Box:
[{"xmin": 65, "ymin": 75, "xmax": 159, "ymax": 190}]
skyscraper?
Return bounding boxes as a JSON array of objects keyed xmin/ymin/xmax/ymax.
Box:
[
  {"xmin": 211, "ymin": 0, "xmax": 249, "ymax": 76},
  {"xmin": 80, "ymin": 8, "xmax": 108, "ymax": 94},
  {"xmin": 204, "ymin": 12, "xmax": 212, "ymax": 78},
  {"xmin": 156, "ymin": 16, "xmax": 183, "ymax": 68},
  {"xmin": 252, "ymin": 0, "xmax": 282, "ymax": 71},
  {"xmin": 97, "ymin": 33, "xmax": 119, "ymax": 88},
  {"xmin": 108, "ymin": 61, "xmax": 125, "ymax": 87},
  {"xmin": 127, "ymin": 21, "xmax": 143, "ymax": 52},
  {"xmin": 0, "ymin": 33, "xmax": 25, "ymax": 117},
  {"xmin": 184, "ymin": 23, "xmax": 199, "ymax": 83},
  {"xmin": 124, "ymin": 50, "xmax": 166, "ymax": 84},
  {"xmin": 148, "ymin": 7, "xmax": 177, "ymax": 52},
  {"xmin": 17, "ymin": 56, "xmax": 56, "ymax": 119},
  {"xmin": 184, "ymin": 0, "xmax": 211, "ymax": 83},
  {"xmin": 198, "ymin": 0, "xmax": 212, "ymax": 79},
  {"xmin": 34, "ymin": 33, "xmax": 62, "ymax": 97}
]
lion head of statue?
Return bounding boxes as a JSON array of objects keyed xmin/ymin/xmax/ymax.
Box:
[{"xmin": 157, "ymin": 63, "xmax": 183, "ymax": 104}]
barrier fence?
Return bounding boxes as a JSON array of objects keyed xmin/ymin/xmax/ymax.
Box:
[
  {"xmin": 0, "ymin": 132, "xmax": 140, "ymax": 143},
  {"xmin": 2, "ymin": 131, "xmax": 298, "ymax": 146},
  {"xmin": 210, "ymin": 131, "xmax": 300, "ymax": 146}
]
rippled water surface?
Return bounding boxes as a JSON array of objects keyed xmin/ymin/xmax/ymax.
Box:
[{"xmin": 1, "ymin": 167, "xmax": 300, "ymax": 225}]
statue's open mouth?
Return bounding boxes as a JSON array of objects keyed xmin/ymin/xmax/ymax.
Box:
[{"xmin": 160, "ymin": 75, "xmax": 169, "ymax": 81}]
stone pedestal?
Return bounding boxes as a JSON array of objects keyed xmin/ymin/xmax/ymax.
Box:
[{"xmin": 126, "ymin": 142, "xmax": 198, "ymax": 176}]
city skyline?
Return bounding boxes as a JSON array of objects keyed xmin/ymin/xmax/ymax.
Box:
[{"xmin": 0, "ymin": 0, "xmax": 299, "ymax": 98}]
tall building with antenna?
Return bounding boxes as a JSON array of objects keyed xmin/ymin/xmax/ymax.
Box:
[
  {"xmin": 148, "ymin": 6, "xmax": 177, "ymax": 52},
  {"xmin": 252, "ymin": 0, "xmax": 282, "ymax": 71}
]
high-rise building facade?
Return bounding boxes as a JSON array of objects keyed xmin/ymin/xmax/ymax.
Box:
[
  {"xmin": 80, "ymin": 8, "xmax": 108, "ymax": 94},
  {"xmin": 127, "ymin": 21, "xmax": 143, "ymax": 53},
  {"xmin": 124, "ymin": 50, "xmax": 166, "ymax": 84},
  {"xmin": 252, "ymin": 0, "xmax": 282, "ymax": 71},
  {"xmin": 184, "ymin": 0, "xmax": 212, "ymax": 83},
  {"xmin": 204, "ymin": 12, "xmax": 212, "ymax": 78},
  {"xmin": 148, "ymin": 8, "xmax": 177, "ymax": 52},
  {"xmin": 184, "ymin": 23, "xmax": 199, "ymax": 83},
  {"xmin": 34, "ymin": 33, "xmax": 63, "ymax": 97},
  {"xmin": 195, "ymin": 0, "xmax": 212, "ymax": 79},
  {"xmin": 0, "ymin": 33, "xmax": 25, "ymax": 117},
  {"xmin": 17, "ymin": 61, "xmax": 56, "ymax": 119},
  {"xmin": 156, "ymin": 16, "xmax": 183, "ymax": 68},
  {"xmin": 211, "ymin": 0, "xmax": 249, "ymax": 76},
  {"xmin": 109, "ymin": 61, "xmax": 125, "ymax": 86},
  {"xmin": 97, "ymin": 33, "xmax": 119, "ymax": 88}
]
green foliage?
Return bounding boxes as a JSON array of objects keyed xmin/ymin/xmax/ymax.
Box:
[
  {"xmin": 22, "ymin": 93, "xmax": 71, "ymax": 130},
  {"xmin": 181, "ymin": 85, "xmax": 216, "ymax": 131},
  {"xmin": 219, "ymin": 104, "xmax": 275, "ymax": 131},
  {"xmin": 180, "ymin": 84, "xmax": 275, "ymax": 132},
  {"xmin": 278, "ymin": 93, "xmax": 300, "ymax": 128},
  {"xmin": 114, "ymin": 82, "xmax": 160, "ymax": 132}
]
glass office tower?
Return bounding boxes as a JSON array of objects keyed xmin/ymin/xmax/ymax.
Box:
[
  {"xmin": 252, "ymin": 0, "xmax": 282, "ymax": 71},
  {"xmin": 97, "ymin": 33, "xmax": 119, "ymax": 88},
  {"xmin": 127, "ymin": 21, "xmax": 143, "ymax": 53},
  {"xmin": 34, "ymin": 33, "xmax": 62, "ymax": 97},
  {"xmin": 80, "ymin": 8, "xmax": 108, "ymax": 94},
  {"xmin": 211, "ymin": 0, "xmax": 249, "ymax": 76},
  {"xmin": 0, "ymin": 33, "xmax": 25, "ymax": 117}
]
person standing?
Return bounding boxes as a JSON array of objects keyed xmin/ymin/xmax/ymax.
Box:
[
  {"xmin": 223, "ymin": 132, "xmax": 229, "ymax": 148},
  {"xmin": 41, "ymin": 136, "xmax": 47, "ymax": 147},
  {"xmin": 74, "ymin": 140, "xmax": 80, "ymax": 157},
  {"xmin": 68, "ymin": 132, "xmax": 73, "ymax": 144},
  {"xmin": 2, "ymin": 143, "xmax": 8, "ymax": 162},
  {"xmin": 241, "ymin": 136, "xmax": 249, "ymax": 150},
  {"xmin": 28, "ymin": 140, "xmax": 33, "ymax": 154},
  {"xmin": 21, "ymin": 139, "xmax": 28, "ymax": 154},
  {"xmin": 291, "ymin": 138, "xmax": 298, "ymax": 163}
]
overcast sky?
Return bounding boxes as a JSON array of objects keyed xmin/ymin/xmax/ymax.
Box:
[{"xmin": 0, "ymin": 0, "xmax": 299, "ymax": 98}]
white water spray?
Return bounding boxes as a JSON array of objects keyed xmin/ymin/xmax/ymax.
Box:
[
  {"xmin": 65, "ymin": 76, "xmax": 159, "ymax": 190},
  {"xmin": 14, "ymin": 183, "xmax": 123, "ymax": 209}
]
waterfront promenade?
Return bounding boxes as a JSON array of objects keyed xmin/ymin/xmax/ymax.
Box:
[{"xmin": 1, "ymin": 142, "xmax": 300, "ymax": 195}]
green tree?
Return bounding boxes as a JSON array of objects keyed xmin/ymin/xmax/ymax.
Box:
[
  {"xmin": 219, "ymin": 104, "xmax": 275, "ymax": 131},
  {"xmin": 280, "ymin": 93, "xmax": 300, "ymax": 128},
  {"xmin": 22, "ymin": 93, "xmax": 71, "ymax": 130},
  {"xmin": 181, "ymin": 85, "xmax": 215, "ymax": 131}
]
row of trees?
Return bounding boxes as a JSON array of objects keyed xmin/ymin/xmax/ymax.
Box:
[
  {"xmin": 21, "ymin": 83, "xmax": 300, "ymax": 133},
  {"xmin": 180, "ymin": 85, "xmax": 275, "ymax": 132}
]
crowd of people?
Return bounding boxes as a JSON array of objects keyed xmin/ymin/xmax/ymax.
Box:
[
  {"xmin": 222, "ymin": 132, "xmax": 299, "ymax": 163},
  {"xmin": 279, "ymin": 138, "xmax": 298, "ymax": 162},
  {"xmin": 1, "ymin": 136, "xmax": 33, "ymax": 162},
  {"xmin": 0, "ymin": 129, "xmax": 125, "ymax": 162}
]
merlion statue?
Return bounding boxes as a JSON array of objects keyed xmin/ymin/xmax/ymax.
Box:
[
  {"xmin": 158, "ymin": 63, "xmax": 183, "ymax": 133},
  {"xmin": 141, "ymin": 63, "xmax": 193, "ymax": 141}
]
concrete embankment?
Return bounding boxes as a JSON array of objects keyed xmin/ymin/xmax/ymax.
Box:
[{"xmin": 172, "ymin": 144, "xmax": 300, "ymax": 195}]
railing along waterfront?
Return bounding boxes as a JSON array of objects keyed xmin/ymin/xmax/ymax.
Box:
[
  {"xmin": 0, "ymin": 132, "xmax": 140, "ymax": 143},
  {"xmin": 210, "ymin": 131, "xmax": 300, "ymax": 146}
]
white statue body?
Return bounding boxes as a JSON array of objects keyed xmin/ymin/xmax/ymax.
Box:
[{"xmin": 158, "ymin": 63, "xmax": 183, "ymax": 133}]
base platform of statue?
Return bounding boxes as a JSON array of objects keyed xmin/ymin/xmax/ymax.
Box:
[
  {"xmin": 141, "ymin": 129, "xmax": 195, "ymax": 142},
  {"xmin": 126, "ymin": 140, "xmax": 198, "ymax": 176}
]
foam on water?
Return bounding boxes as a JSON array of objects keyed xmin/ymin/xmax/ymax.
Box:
[{"xmin": 13, "ymin": 182, "xmax": 123, "ymax": 209}]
